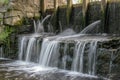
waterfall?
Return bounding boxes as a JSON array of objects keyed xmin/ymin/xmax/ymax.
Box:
[
  {"xmin": 71, "ymin": 41, "xmax": 87, "ymax": 72},
  {"xmin": 88, "ymin": 41, "xmax": 98, "ymax": 75},
  {"xmin": 39, "ymin": 28, "xmax": 76, "ymax": 66},
  {"xmin": 34, "ymin": 15, "xmax": 51, "ymax": 33},
  {"xmin": 41, "ymin": 15, "xmax": 51, "ymax": 24},
  {"xmin": 62, "ymin": 43, "xmax": 69, "ymax": 69},
  {"xmin": 19, "ymin": 35, "xmax": 42, "ymax": 62},
  {"xmin": 80, "ymin": 20, "xmax": 101, "ymax": 34},
  {"xmin": 56, "ymin": 20, "xmax": 101, "ymax": 40},
  {"xmin": 71, "ymin": 41, "xmax": 98, "ymax": 75},
  {"xmin": 19, "ymin": 37, "xmax": 28, "ymax": 60},
  {"xmin": 18, "ymin": 20, "xmax": 105, "ymax": 75},
  {"xmin": 25, "ymin": 37, "xmax": 36, "ymax": 62},
  {"xmin": 18, "ymin": 15, "xmax": 51, "ymax": 62},
  {"xmin": 39, "ymin": 39, "xmax": 60, "ymax": 66},
  {"xmin": 38, "ymin": 37, "xmax": 99, "ymax": 75}
]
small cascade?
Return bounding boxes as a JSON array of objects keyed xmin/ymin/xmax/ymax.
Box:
[
  {"xmin": 61, "ymin": 43, "xmax": 69, "ymax": 69},
  {"xmin": 18, "ymin": 20, "xmax": 106, "ymax": 76},
  {"xmin": 25, "ymin": 37, "xmax": 36, "ymax": 62},
  {"xmin": 71, "ymin": 41, "xmax": 98, "ymax": 75},
  {"xmin": 38, "ymin": 36, "xmax": 101, "ymax": 75},
  {"xmin": 71, "ymin": 41, "xmax": 87, "ymax": 73},
  {"xmin": 19, "ymin": 37, "xmax": 28, "ymax": 60},
  {"xmin": 34, "ymin": 20, "xmax": 44, "ymax": 33},
  {"xmin": 80, "ymin": 20, "xmax": 101, "ymax": 34},
  {"xmin": 34, "ymin": 15, "xmax": 51, "ymax": 33},
  {"xmin": 18, "ymin": 15, "xmax": 52, "ymax": 62},
  {"xmin": 18, "ymin": 36, "xmax": 41, "ymax": 62},
  {"xmin": 56, "ymin": 20, "xmax": 101, "ymax": 40},
  {"xmin": 41, "ymin": 15, "xmax": 51, "ymax": 24},
  {"xmin": 88, "ymin": 41, "xmax": 98, "ymax": 75},
  {"xmin": 39, "ymin": 39, "xmax": 60, "ymax": 66},
  {"xmin": 39, "ymin": 28, "xmax": 76, "ymax": 66}
]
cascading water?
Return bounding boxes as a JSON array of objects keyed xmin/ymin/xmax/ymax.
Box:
[
  {"xmin": 36, "ymin": 20, "xmax": 106, "ymax": 75},
  {"xmin": 34, "ymin": 15, "xmax": 51, "ymax": 33},
  {"xmin": 39, "ymin": 39, "xmax": 60, "ymax": 66},
  {"xmin": 18, "ymin": 35, "xmax": 41, "ymax": 62},
  {"xmin": 18, "ymin": 19, "xmax": 108, "ymax": 76},
  {"xmin": 80, "ymin": 20, "xmax": 101, "ymax": 34},
  {"xmin": 62, "ymin": 43, "xmax": 69, "ymax": 69},
  {"xmin": 25, "ymin": 37, "xmax": 36, "ymax": 62},
  {"xmin": 71, "ymin": 41, "xmax": 98, "ymax": 75},
  {"xmin": 71, "ymin": 41, "xmax": 87, "ymax": 73},
  {"xmin": 0, "ymin": 1, "xmax": 119, "ymax": 79},
  {"xmin": 19, "ymin": 15, "xmax": 51, "ymax": 62},
  {"xmin": 39, "ymin": 28, "xmax": 76, "ymax": 66}
]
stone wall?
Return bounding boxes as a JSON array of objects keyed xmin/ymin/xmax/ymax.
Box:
[
  {"xmin": 0, "ymin": 0, "xmax": 67, "ymax": 32},
  {"xmin": 70, "ymin": 4, "xmax": 84, "ymax": 33},
  {"xmin": 4, "ymin": 0, "xmax": 40, "ymax": 26},
  {"xmin": 86, "ymin": 2, "xmax": 102, "ymax": 26},
  {"xmin": 46, "ymin": 0, "xmax": 67, "ymax": 9},
  {"xmin": 104, "ymin": 2, "xmax": 120, "ymax": 34},
  {"xmin": 0, "ymin": 0, "xmax": 41, "ymax": 38}
]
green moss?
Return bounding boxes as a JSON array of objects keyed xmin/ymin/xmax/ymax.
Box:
[
  {"xmin": 14, "ymin": 17, "xmax": 30, "ymax": 26},
  {"xmin": 0, "ymin": 0, "xmax": 9, "ymax": 5},
  {"xmin": 0, "ymin": 18, "xmax": 3, "ymax": 22},
  {"xmin": 14, "ymin": 19, "xmax": 23, "ymax": 26},
  {"xmin": 34, "ymin": 16, "xmax": 40, "ymax": 20},
  {"xmin": 0, "ymin": 26, "xmax": 15, "ymax": 43}
]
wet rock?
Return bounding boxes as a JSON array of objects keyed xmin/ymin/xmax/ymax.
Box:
[
  {"xmin": 86, "ymin": 2, "xmax": 102, "ymax": 26},
  {"xmin": 58, "ymin": 6, "xmax": 68, "ymax": 31},
  {"xmin": 4, "ymin": 10, "xmax": 23, "ymax": 26},
  {"xmin": 105, "ymin": 2, "xmax": 120, "ymax": 34},
  {"xmin": 70, "ymin": 4, "xmax": 84, "ymax": 33},
  {"xmin": 16, "ymin": 25, "xmax": 34, "ymax": 34}
]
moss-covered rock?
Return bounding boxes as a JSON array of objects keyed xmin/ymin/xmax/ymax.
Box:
[{"xmin": 0, "ymin": 0, "xmax": 9, "ymax": 5}]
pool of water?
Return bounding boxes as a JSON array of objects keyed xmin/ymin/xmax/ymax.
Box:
[{"xmin": 0, "ymin": 59, "xmax": 106, "ymax": 80}]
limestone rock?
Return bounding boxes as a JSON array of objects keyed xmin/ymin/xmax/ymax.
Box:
[
  {"xmin": 4, "ymin": 0, "xmax": 40, "ymax": 26},
  {"xmin": 4, "ymin": 10, "xmax": 23, "ymax": 26}
]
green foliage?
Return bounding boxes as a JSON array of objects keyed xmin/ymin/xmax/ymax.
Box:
[
  {"xmin": 78, "ymin": 0, "xmax": 82, "ymax": 3},
  {"xmin": 0, "ymin": 18, "xmax": 2, "ymax": 22},
  {"xmin": 0, "ymin": 0, "xmax": 9, "ymax": 4},
  {"xmin": 0, "ymin": 26, "xmax": 15, "ymax": 43}
]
